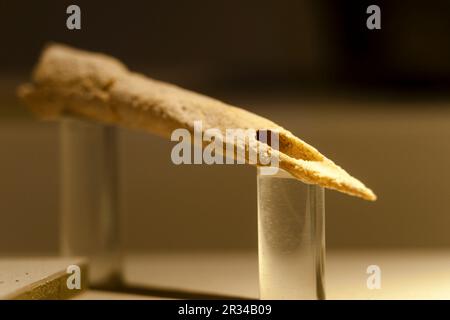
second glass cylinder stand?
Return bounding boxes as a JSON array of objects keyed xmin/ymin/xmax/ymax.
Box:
[{"xmin": 60, "ymin": 118, "xmax": 122, "ymax": 286}]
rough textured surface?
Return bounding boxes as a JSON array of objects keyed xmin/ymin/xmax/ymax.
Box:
[
  {"xmin": 0, "ymin": 258, "xmax": 87, "ymax": 300},
  {"xmin": 18, "ymin": 44, "xmax": 376, "ymax": 200}
]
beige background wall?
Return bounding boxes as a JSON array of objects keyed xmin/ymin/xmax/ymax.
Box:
[{"xmin": 1, "ymin": 97, "xmax": 450, "ymax": 254}]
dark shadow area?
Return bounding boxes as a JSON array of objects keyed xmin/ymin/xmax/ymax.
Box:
[{"xmin": 92, "ymin": 281, "xmax": 250, "ymax": 300}]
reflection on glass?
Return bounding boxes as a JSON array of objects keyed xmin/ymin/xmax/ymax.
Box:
[{"xmin": 257, "ymin": 168, "xmax": 325, "ymax": 300}]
